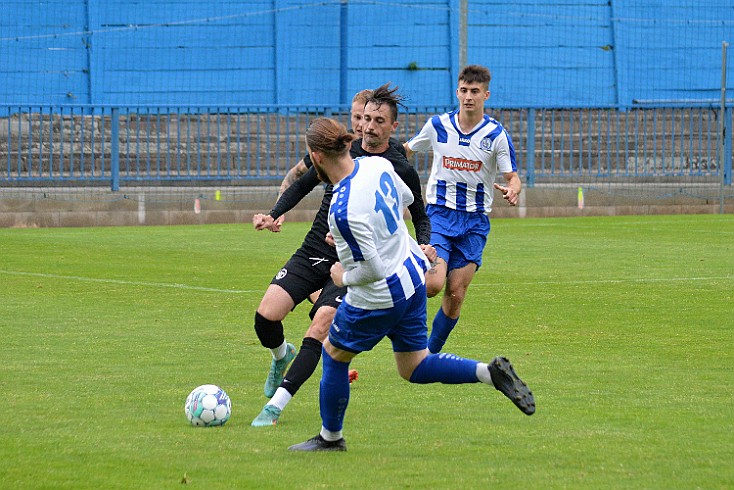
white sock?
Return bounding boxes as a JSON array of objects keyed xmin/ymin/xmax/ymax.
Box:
[
  {"xmin": 270, "ymin": 341, "xmax": 287, "ymax": 360},
  {"xmin": 476, "ymin": 362, "xmax": 492, "ymax": 385},
  {"xmin": 320, "ymin": 427, "xmax": 343, "ymax": 442},
  {"xmin": 269, "ymin": 387, "xmax": 292, "ymax": 411}
]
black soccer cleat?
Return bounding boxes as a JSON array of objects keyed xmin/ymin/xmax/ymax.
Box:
[
  {"xmin": 488, "ymin": 356, "xmax": 536, "ymax": 415},
  {"xmin": 288, "ymin": 435, "xmax": 347, "ymax": 452}
]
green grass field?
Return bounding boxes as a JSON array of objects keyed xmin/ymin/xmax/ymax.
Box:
[{"xmin": 2, "ymin": 214, "xmax": 733, "ymax": 489}]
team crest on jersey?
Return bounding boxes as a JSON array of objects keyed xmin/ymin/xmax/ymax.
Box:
[
  {"xmin": 276, "ymin": 268, "xmax": 287, "ymax": 280},
  {"xmin": 480, "ymin": 136, "xmax": 493, "ymax": 152}
]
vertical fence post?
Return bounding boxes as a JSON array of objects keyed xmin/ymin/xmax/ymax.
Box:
[
  {"xmin": 459, "ymin": 0, "xmax": 467, "ymax": 70},
  {"xmin": 111, "ymin": 107, "xmax": 120, "ymax": 191},
  {"xmin": 525, "ymin": 108, "xmax": 536, "ymax": 187},
  {"xmin": 720, "ymin": 41, "xmax": 730, "ymax": 212},
  {"xmin": 725, "ymin": 107, "xmax": 732, "ymax": 186},
  {"xmin": 339, "ymin": 0, "xmax": 349, "ymax": 105}
]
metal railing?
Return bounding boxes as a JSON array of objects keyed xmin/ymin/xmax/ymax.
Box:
[{"xmin": 1, "ymin": 105, "xmax": 731, "ymax": 189}]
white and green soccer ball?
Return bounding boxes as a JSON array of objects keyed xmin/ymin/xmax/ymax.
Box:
[{"xmin": 184, "ymin": 384, "xmax": 231, "ymax": 427}]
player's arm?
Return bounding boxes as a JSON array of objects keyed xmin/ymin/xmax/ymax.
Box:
[
  {"xmin": 253, "ymin": 164, "xmax": 321, "ymax": 231},
  {"xmin": 393, "ymin": 163, "xmax": 431, "ymax": 245},
  {"xmin": 271, "ymin": 157, "xmax": 310, "ymax": 230},
  {"xmin": 270, "ymin": 165, "xmax": 321, "ymax": 218},
  {"xmin": 493, "ymin": 172, "xmax": 522, "ymax": 206},
  {"xmin": 331, "ymin": 255, "xmax": 386, "ymax": 287},
  {"xmin": 403, "ymin": 117, "xmax": 434, "ymax": 160},
  {"xmin": 279, "ymin": 158, "xmax": 309, "ymax": 196},
  {"xmin": 402, "ymin": 142, "xmax": 415, "ymax": 159},
  {"xmin": 492, "ymin": 132, "xmax": 522, "ymax": 207}
]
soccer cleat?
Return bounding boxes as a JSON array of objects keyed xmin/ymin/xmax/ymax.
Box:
[
  {"xmin": 288, "ymin": 435, "xmax": 347, "ymax": 452},
  {"xmin": 488, "ymin": 356, "xmax": 536, "ymax": 415},
  {"xmin": 264, "ymin": 343, "xmax": 296, "ymax": 398},
  {"xmin": 251, "ymin": 405, "xmax": 281, "ymax": 427}
]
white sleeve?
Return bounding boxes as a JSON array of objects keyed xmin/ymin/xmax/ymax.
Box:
[
  {"xmin": 496, "ymin": 131, "xmax": 516, "ymax": 173},
  {"xmin": 406, "ymin": 119, "xmax": 434, "ymax": 153},
  {"xmin": 342, "ymin": 254, "xmax": 386, "ymax": 285}
]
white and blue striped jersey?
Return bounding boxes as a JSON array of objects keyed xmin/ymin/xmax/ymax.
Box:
[
  {"xmin": 329, "ymin": 156, "xmax": 430, "ymax": 310},
  {"xmin": 407, "ymin": 110, "xmax": 517, "ymax": 214}
]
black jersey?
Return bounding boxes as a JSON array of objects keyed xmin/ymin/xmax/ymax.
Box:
[
  {"xmin": 269, "ymin": 153, "xmax": 337, "ymax": 260},
  {"xmin": 268, "ymin": 139, "xmax": 431, "ymax": 258},
  {"xmin": 349, "ymin": 138, "xmax": 431, "ymax": 245}
]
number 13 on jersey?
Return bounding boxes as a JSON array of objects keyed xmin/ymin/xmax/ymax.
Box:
[{"xmin": 373, "ymin": 171, "xmax": 400, "ymax": 234}]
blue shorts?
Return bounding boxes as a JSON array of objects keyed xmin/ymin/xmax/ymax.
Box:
[
  {"xmin": 328, "ymin": 285, "xmax": 428, "ymax": 354},
  {"xmin": 427, "ymin": 204, "xmax": 490, "ymax": 271}
]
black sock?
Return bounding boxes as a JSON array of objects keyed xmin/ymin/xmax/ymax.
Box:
[{"xmin": 281, "ymin": 336, "xmax": 323, "ymax": 396}]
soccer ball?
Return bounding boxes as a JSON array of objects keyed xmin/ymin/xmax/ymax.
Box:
[{"xmin": 184, "ymin": 384, "xmax": 231, "ymax": 427}]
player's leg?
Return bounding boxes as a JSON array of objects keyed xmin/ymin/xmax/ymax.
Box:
[
  {"xmin": 424, "ymin": 225, "xmax": 451, "ymax": 298},
  {"xmin": 428, "ymin": 215, "xmax": 488, "ymax": 353},
  {"xmin": 252, "ymin": 305, "xmax": 337, "ymax": 427},
  {"xmin": 428, "ymin": 263, "xmax": 476, "ymax": 353},
  {"xmin": 252, "ymin": 280, "xmax": 343, "ymax": 426},
  {"xmin": 423, "ymin": 204, "xmax": 454, "ymax": 298},
  {"xmin": 391, "ymin": 286, "xmax": 534, "ymax": 414},
  {"xmin": 391, "ymin": 286, "xmax": 480, "ymax": 383},
  {"xmin": 424, "ymin": 257, "xmax": 447, "ymax": 298},
  {"xmin": 254, "ymin": 284, "xmax": 297, "ymax": 380},
  {"xmin": 254, "ymin": 253, "xmax": 329, "ymax": 398},
  {"xmin": 396, "ymin": 350, "xmax": 535, "ymax": 415},
  {"xmin": 287, "ymin": 338, "xmax": 356, "ymax": 451},
  {"xmin": 289, "ymin": 301, "xmax": 387, "ymax": 451}
]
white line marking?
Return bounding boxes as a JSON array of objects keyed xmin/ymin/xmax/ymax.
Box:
[
  {"xmin": 472, "ymin": 275, "xmax": 734, "ymax": 287},
  {"xmin": 0, "ymin": 270, "xmax": 258, "ymax": 294},
  {"xmin": 3, "ymin": 270, "xmax": 731, "ymax": 294}
]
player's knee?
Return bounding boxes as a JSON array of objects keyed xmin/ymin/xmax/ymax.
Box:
[
  {"xmin": 444, "ymin": 285, "xmax": 468, "ymax": 305},
  {"xmin": 253, "ymin": 311, "xmax": 285, "ymax": 348},
  {"xmin": 425, "ymin": 279, "xmax": 443, "ymax": 298},
  {"xmin": 424, "ymin": 265, "xmax": 446, "ymax": 298},
  {"xmin": 397, "ymin": 365, "xmax": 414, "ymax": 381},
  {"xmin": 305, "ymin": 307, "xmax": 336, "ymax": 342}
]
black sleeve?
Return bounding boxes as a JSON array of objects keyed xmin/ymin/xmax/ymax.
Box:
[
  {"xmin": 389, "ymin": 137, "xmax": 407, "ymax": 157},
  {"xmin": 393, "ymin": 161, "xmax": 432, "ymax": 245},
  {"xmin": 269, "ymin": 165, "xmax": 321, "ymax": 219}
]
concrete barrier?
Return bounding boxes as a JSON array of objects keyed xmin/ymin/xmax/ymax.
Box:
[{"xmin": 1, "ymin": 184, "xmax": 730, "ymax": 228}]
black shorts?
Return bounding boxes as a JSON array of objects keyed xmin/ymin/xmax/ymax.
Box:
[
  {"xmin": 309, "ymin": 278, "xmax": 347, "ymax": 320},
  {"xmin": 270, "ymin": 248, "xmax": 339, "ymax": 308}
]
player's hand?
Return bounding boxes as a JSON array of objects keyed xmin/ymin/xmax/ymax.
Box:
[
  {"xmin": 330, "ymin": 262, "xmax": 345, "ymax": 287},
  {"xmin": 253, "ymin": 213, "xmax": 276, "ymax": 231},
  {"xmin": 420, "ymin": 244, "xmax": 437, "ymax": 264},
  {"xmin": 270, "ymin": 215, "xmax": 285, "ymax": 232},
  {"xmin": 493, "ymin": 183, "xmax": 519, "ymax": 206},
  {"xmin": 325, "ymin": 232, "xmax": 336, "ymax": 247}
]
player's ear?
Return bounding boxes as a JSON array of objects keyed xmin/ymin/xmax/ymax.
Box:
[{"xmin": 310, "ymin": 149, "xmax": 322, "ymax": 166}]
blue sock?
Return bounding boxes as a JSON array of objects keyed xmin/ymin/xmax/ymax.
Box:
[
  {"xmin": 319, "ymin": 348, "xmax": 350, "ymax": 432},
  {"xmin": 428, "ymin": 308, "xmax": 459, "ymax": 353},
  {"xmin": 409, "ymin": 353, "xmax": 479, "ymax": 384}
]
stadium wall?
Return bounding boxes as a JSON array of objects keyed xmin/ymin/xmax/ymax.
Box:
[
  {"xmin": 1, "ymin": 185, "xmax": 730, "ymax": 228},
  {"xmin": 1, "ymin": 1, "xmax": 732, "ymax": 108}
]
